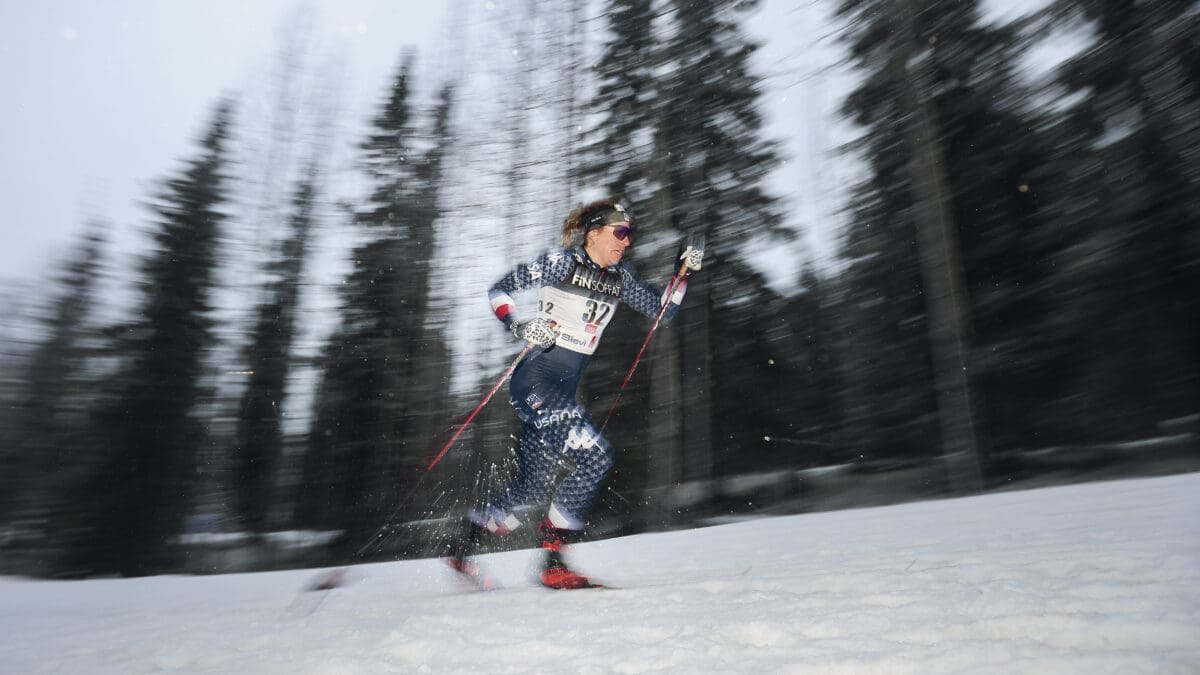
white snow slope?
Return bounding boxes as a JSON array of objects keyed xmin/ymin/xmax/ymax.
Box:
[{"xmin": 3, "ymin": 473, "xmax": 1198, "ymax": 674}]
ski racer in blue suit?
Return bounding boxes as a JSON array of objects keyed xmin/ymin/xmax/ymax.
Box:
[{"xmin": 446, "ymin": 197, "xmax": 704, "ymax": 589}]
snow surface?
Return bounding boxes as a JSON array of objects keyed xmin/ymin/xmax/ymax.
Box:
[{"xmin": 3, "ymin": 474, "xmax": 1198, "ymax": 674}]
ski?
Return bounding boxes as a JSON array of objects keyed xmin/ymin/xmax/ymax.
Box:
[
  {"xmin": 539, "ymin": 569, "xmax": 609, "ymax": 590},
  {"xmin": 544, "ymin": 581, "xmax": 611, "ymax": 590},
  {"xmin": 446, "ymin": 558, "xmax": 500, "ymax": 592}
]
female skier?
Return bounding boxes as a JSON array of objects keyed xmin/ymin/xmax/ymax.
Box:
[{"xmin": 447, "ymin": 197, "xmax": 704, "ymax": 589}]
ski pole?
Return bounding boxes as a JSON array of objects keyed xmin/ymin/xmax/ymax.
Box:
[
  {"xmin": 426, "ymin": 341, "xmax": 534, "ymax": 471},
  {"xmin": 352, "ymin": 342, "xmax": 534, "ymax": 559},
  {"xmin": 600, "ymin": 262, "xmax": 690, "ymax": 432}
]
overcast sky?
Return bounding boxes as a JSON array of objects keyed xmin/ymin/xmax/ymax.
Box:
[
  {"xmin": 0, "ymin": 0, "xmax": 1052, "ymax": 295},
  {"xmin": 0, "ymin": 0, "xmax": 1066, "ymax": 417},
  {"xmin": 0, "ymin": 1, "xmax": 455, "ymax": 288}
]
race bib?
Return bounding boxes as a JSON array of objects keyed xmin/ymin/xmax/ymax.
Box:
[{"xmin": 536, "ymin": 263, "xmax": 622, "ymax": 355}]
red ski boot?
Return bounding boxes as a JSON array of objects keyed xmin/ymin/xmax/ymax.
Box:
[{"xmin": 537, "ymin": 520, "xmax": 603, "ymax": 590}]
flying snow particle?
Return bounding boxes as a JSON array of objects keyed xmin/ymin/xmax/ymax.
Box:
[{"xmin": 60, "ymin": 27, "xmax": 78, "ymax": 41}]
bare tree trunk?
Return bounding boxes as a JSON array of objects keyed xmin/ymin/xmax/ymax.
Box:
[
  {"xmin": 644, "ymin": 122, "xmax": 684, "ymax": 526},
  {"xmin": 679, "ymin": 275, "xmax": 714, "ymax": 485},
  {"xmin": 892, "ymin": 0, "xmax": 983, "ymax": 493},
  {"xmin": 647, "ymin": 323, "xmax": 682, "ymax": 526}
]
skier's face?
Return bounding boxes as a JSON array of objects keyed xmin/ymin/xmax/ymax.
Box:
[{"xmin": 586, "ymin": 223, "xmax": 632, "ymax": 268}]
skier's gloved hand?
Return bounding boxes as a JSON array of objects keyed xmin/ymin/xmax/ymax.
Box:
[
  {"xmin": 678, "ymin": 232, "xmax": 705, "ymax": 272},
  {"xmin": 512, "ymin": 318, "xmax": 558, "ymax": 348}
]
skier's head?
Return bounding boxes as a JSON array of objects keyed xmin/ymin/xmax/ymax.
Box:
[
  {"xmin": 562, "ymin": 198, "xmax": 635, "ymax": 268},
  {"xmin": 561, "ymin": 198, "xmax": 635, "ymax": 247}
]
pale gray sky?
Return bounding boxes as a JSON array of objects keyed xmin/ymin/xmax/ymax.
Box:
[
  {"xmin": 0, "ymin": 0, "xmax": 1062, "ymax": 413},
  {"xmin": 0, "ymin": 0, "xmax": 1059, "ymax": 297},
  {"xmin": 0, "ymin": 1, "xmax": 452, "ymax": 286}
]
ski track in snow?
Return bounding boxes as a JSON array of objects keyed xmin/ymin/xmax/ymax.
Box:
[{"xmin": 2, "ymin": 474, "xmax": 1198, "ymax": 674}]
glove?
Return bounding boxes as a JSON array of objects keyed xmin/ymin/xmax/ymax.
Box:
[
  {"xmin": 678, "ymin": 232, "xmax": 705, "ymax": 272},
  {"xmin": 511, "ymin": 318, "xmax": 558, "ymax": 348}
]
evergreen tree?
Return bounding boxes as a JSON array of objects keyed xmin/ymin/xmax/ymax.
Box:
[
  {"xmin": 834, "ymin": 0, "xmax": 1053, "ymax": 477},
  {"xmin": 580, "ymin": 0, "xmax": 663, "ymax": 220},
  {"xmin": 831, "ymin": 182, "xmax": 939, "ymax": 461},
  {"xmin": 1034, "ymin": 0, "xmax": 1200, "ymax": 440},
  {"xmin": 300, "ymin": 63, "xmax": 453, "ymax": 558},
  {"xmin": 771, "ymin": 269, "xmax": 844, "ymax": 467},
  {"xmin": 657, "ymin": 0, "xmax": 788, "ymax": 480},
  {"xmin": 228, "ymin": 11, "xmax": 324, "ymax": 536},
  {"xmin": 659, "ymin": 0, "xmax": 788, "ymax": 246},
  {"xmin": 3, "ymin": 230, "xmax": 105, "ymax": 562},
  {"xmin": 231, "ymin": 167, "xmax": 318, "ymax": 534},
  {"xmin": 393, "ymin": 84, "xmax": 457, "ymax": 514},
  {"xmin": 577, "ymin": 0, "xmax": 675, "ymax": 526},
  {"xmin": 63, "ymin": 101, "xmax": 234, "ymax": 576},
  {"xmin": 580, "ymin": 0, "xmax": 790, "ymax": 517}
]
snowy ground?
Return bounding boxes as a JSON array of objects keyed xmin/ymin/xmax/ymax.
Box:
[{"xmin": 3, "ymin": 474, "xmax": 1198, "ymax": 674}]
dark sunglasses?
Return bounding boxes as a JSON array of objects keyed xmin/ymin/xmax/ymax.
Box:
[{"xmin": 610, "ymin": 225, "xmax": 634, "ymax": 241}]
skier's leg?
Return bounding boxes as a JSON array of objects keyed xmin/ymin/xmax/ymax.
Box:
[
  {"xmin": 445, "ymin": 517, "xmax": 490, "ymax": 575},
  {"xmin": 446, "ymin": 419, "xmax": 561, "ymax": 588},
  {"xmin": 456, "ymin": 376, "xmax": 569, "ymax": 554},
  {"xmin": 551, "ymin": 415, "xmax": 614, "ymax": 528},
  {"xmin": 472, "ymin": 419, "xmax": 560, "ymax": 532},
  {"xmin": 537, "ymin": 414, "xmax": 613, "ymax": 588},
  {"xmin": 447, "ymin": 374, "xmax": 558, "ymax": 579},
  {"xmin": 538, "ymin": 513, "xmax": 594, "ymax": 588}
]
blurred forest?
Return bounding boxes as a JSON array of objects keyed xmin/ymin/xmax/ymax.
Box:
[{"xmin": 1, "ymin": 0, "xmax": 1197, "ymax": 578}]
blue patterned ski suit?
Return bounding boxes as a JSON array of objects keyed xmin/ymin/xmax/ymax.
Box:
[{"xmin": 477, "ymin": 246, "xmax": 687, "ymax": 533}]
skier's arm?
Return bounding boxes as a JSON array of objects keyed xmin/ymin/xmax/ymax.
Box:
[
  {"xmin": 620, "ymin": 234, "xmax": 704, "ymax": 322},
  {"xmin": 487, "ymin": 248, "xmax": 572, "ymax": 330},
  {"xmin": 620, "ymin": 266, "xmax": 689, "ymax": 322}
]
